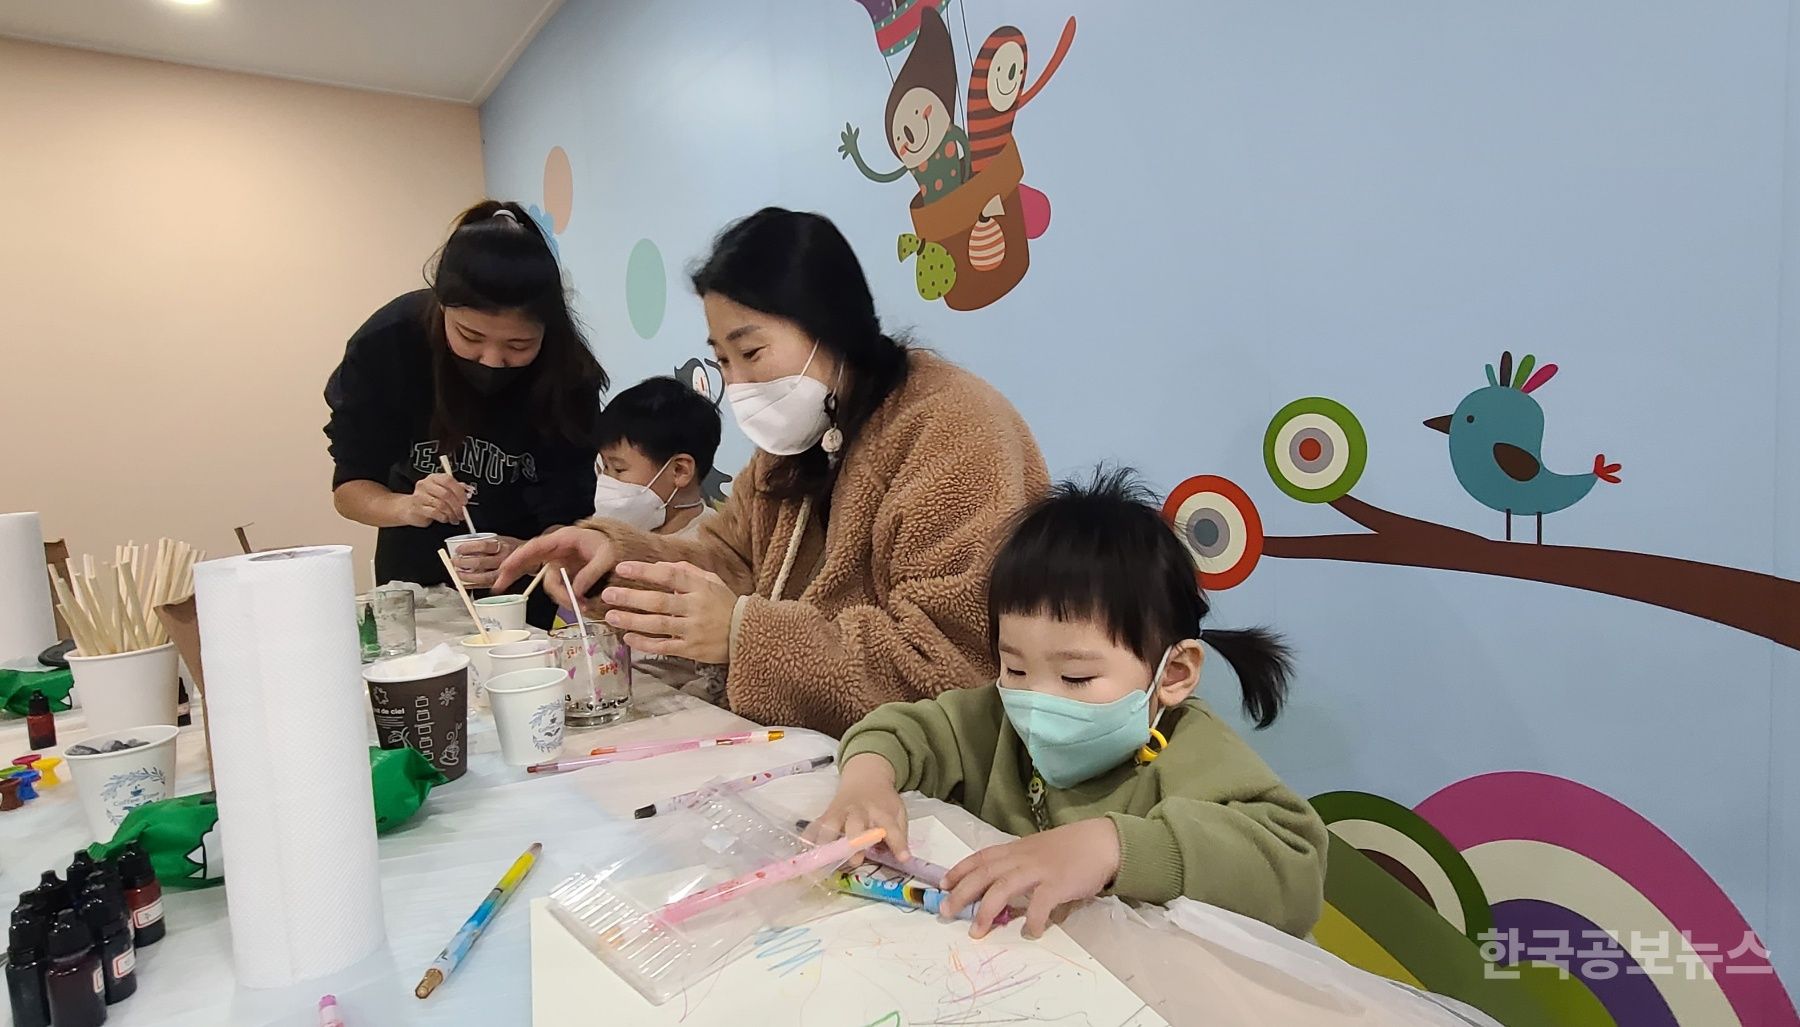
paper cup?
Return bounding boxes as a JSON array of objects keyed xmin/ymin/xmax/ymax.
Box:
[
  {"xmin": 484, "ymin": 667, "xmax": 566, "ymax": 767},
  {"xmin": 474, "ymin": 594, "xmax": 528, "ymax": 632},
  {"xmin": 458, "ymin": 629, "xmax": 532, "ymax": 690},
  {"xmin": 63, "ymin": 724, "xmax": 180, "ymax": 843},
  {"xmin": 486, "ymin": 640, "xmax": 556, "ymax": 679},
  {"xmin": 68, "ymin": 643, "xmax": 180, "ymax": 736},
  {"xmin": 363, "ymin": 651, "xmax": 471, "ymax": 782},
  {"xmin": 444, "ymin": 532, "xmax": 498, "ymax": 586}
]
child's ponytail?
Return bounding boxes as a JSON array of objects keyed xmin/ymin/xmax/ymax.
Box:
[{"xmin": 1200, "ymin": 627, "xmax": 1293, "ymax": 729}]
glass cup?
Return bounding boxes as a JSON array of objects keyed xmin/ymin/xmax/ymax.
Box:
[
  {"xmin": 361, "ymin": 588, "xmax": 417, "ymax": 660},
  {"xmin": 551, "ymin": 623, "xmax": 632, "ymax": 726}
]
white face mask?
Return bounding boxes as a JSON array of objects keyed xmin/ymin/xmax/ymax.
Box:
[
  {"xmin": 724, "ymin": 344, "xmax": 835, "ymax": 456},
  {"xmin": 593, "ymin": 459, "xmax": 674, "ymax": 532}
]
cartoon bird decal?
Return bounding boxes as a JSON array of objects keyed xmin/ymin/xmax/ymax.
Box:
[
  {"xmin": 674, "ymin": 357, "xmax": 734, "ymax": 505},
  {"xmin": 1424, "ymin": 352, "xmax": 1621, "ymax": 542}
]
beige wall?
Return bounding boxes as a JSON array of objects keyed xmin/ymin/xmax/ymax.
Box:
[{"xmin": 1, "ymin": 39, "xmax": 485, "ymax": 589}]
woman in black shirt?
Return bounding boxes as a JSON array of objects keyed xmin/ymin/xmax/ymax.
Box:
[{"xmin": 324, "ymin": 200, "xmax": 607, "ymax": 615}]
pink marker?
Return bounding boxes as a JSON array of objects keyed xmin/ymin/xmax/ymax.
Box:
[
  {"xmin": 590, "ymin": 729, "xmax": 785, "ymax": 758},
  {"xmin": 657, "ymin": 828, "xmax": 885, "ymax": 926},
  {"xmin": 634, "ymin": 755, "xmax": 833, "ymax": 819},
  {"xmin": 318, "ymin": 994, "xmax": 346, "ymax": 1027}
]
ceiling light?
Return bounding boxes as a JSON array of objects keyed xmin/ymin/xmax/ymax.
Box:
[{"xmin": 165, "ymin": 0, "xmax": 215, "ymax": 6}]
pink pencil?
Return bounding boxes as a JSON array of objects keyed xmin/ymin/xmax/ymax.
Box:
[
  {"xmin": 589, "ymin": 729, "xmax": 785, "ymax": 758},
  {"xmin": 657, "ymin": 828, "xmax": 884, "ymax": 926}
]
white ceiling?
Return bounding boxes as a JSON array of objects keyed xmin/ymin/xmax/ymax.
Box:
[{"xmin": 0, "ymin": 0, "xmax": 564, "ymax": 104}]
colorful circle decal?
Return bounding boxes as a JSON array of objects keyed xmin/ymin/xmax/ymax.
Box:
[
  {"xmin": 1264, "ymin": 396, "xmax": 1368, "ymax": 503},
  {"xmin": 1162, "ymin": 475, "xmax": 1264, "ymax": 590},
  {"xmin": 542, "ymin": 147, "xmax": 573, "ymax": 233},
  {"xmin": 625, "ymin": 239, "xmax": 666, "ymax": 340}
]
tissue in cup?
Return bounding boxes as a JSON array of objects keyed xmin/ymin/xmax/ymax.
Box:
[
  {"xmin": 444, "ymin": 532, "xmax": 498, "ymax": 585},
  {"xmin": 67, "ymin": 642, "xmax": 180, "ymax": 735},
  {"xmin": 474, "ymin": 593, "xmax": 528, "ymax": 632},
  {"xmin": 63, "ymin": 724, "xmax": 180, "ymax": 842},
  {"xmin": 552, "ymin": 623, "xmax": 632, "ymax": 726},
  {"xmin": 363, "ymin": 650, "xmax": 471, "ymax": 781},
  {"xmin": 485, "ymin": 667, "xmax": 566, "ymax": 766}
]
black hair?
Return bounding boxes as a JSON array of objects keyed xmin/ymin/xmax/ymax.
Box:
[
  {"xmin": 424, "ymin": 199, "xmax": 609, "ymax": 448},
  {"xmin": 690, "ymin": 207, "xmax": 910, "ymax": 506},
  {"xmin": 596, "ymin": 376, "xmax": 723, "ymax": 481},
  {"xmin": 987, "ymin": 467, "xmax": 1294, "ymax": 728}
]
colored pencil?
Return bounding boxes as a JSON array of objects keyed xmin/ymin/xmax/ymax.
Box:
[
  {"xmin": 414, "ymin": 842, "xmax": 542, "ymax": 999},
  {"xmin": 633, "ymin": 755, "xmax": 834, "ymax": 819},
  {"xmin": 831, "ymin": 869, "xmax": 1012, "ymax": 924},
  {"xmin": 657, "ymin": 829, "xmax": 883, "ymax": 926},
  {"xmin": 795, "ymin": 818, "xmax": 951, "ymax": 888},
  {"xmin": 590, "ymin": 729, "xmax": 785, "ymax": 758}
]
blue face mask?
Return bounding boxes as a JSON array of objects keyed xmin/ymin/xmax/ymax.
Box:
[{"xmin": 998, "ymin": 648, "xmax": 1174, "ymax": 789}]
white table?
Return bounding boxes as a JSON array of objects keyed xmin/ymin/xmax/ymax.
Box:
[{"xmin": 1, "ymin": 595, "xmax": 1498, "ymax": 1026}]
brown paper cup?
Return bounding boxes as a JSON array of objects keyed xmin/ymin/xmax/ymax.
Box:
[{"xmin": 362, "ymin": 652, "xmax": 471, "ymax": 782}]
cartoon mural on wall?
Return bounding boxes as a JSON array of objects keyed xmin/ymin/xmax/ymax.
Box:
[
  {"xmin": 1162, "ymin": 350, "xmax": 1800, "ymax": 1025},
  {"xmin": 673, "ymin": 357, "xmax": 733, "ymax": 504},
  {"xmin": 1312, "ymin": 775, "xmax": 1796, "ymax": 1026},
  {"xmin": 1168, "ymin": 352, "xmax": 1800, "ymax": 649},
  {"xmin": 839, "ymin": 3, "xmax": 1075, "ymax": 310}
]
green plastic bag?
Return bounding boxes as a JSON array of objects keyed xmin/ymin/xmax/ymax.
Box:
[
  {"xmin": 0, "ymin": 667, "xmax": 74, "ymax": 716},
  {"xmin": 89, "ymin": 746, "xmax": 448, "ymax": 889}
]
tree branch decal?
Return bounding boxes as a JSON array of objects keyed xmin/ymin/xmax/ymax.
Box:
[{"xmin": 1164, "ymin": 396, "xmax": 1800, "ymax": 652}]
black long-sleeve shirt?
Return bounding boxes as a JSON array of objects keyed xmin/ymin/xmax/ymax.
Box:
[{"xmin": 323, "ymin": 290, "xmax": 597, "ymax": 589}]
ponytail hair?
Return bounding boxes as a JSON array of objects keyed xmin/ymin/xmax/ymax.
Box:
[
  {"xmin": 988, "ymin": 466, "xmax": 1295, "ymax": 729},
  {"xmin": 1199, "ymin": 627, "xmax": 1292, "ymax": 729}
]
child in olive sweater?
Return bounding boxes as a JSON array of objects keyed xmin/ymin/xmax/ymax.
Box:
[{"xmin": 810, "ymin": 469, "xmax": 1328, "ymax": 939}]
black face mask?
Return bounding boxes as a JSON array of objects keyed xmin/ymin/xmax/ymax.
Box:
[{"xmin": 452, "ymin": 354, "xmax": 530, "ymax": 396}]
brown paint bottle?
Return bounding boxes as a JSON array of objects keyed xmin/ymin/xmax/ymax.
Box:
[
  {"xmin": 25, "ymin": 691, "xmax": 55, "ymax": 750},
  {"xmin": 43, "ymin": 910, "xmax": 106, "ymax": 1027},
  {"xmin": 5, "ymin": 915, "xmax": 51, "ymax": 1027},
  {"xmin": 116, "ymin": 843, "xmax": 164, "ymax": 946}
]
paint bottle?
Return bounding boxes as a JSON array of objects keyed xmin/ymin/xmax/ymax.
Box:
[
  {"xmin": 88, "ymin": 866, "xmax": 131, "ymax": 944},
  {"xmin": 36, "ymin": 872, "xmax": 70, "ymax": 915},
  {"xmin": 67, "ymin": 851, "xmax": 97, "ymax": 897},
  {"xmin": 76, "ymin": 883, "xmax": 135, "ymax": 1005},
  {"xmin": 116, "ymin": 844, "xmax": 164, "ymax": 946},
  {"xmin": 176, "ymin": 680, "xmax": 192, "ymax": 726},
  {"xmin": 42, "ymin": 910, "xmax": 106, "ymax": 1027},
  {"xmin": 5, "ymin": 915, "xmax": 51, "ymax": 1027},
  {"xmin": 25, "ymin": 691, "xmax": 55, "ymax": 750}
]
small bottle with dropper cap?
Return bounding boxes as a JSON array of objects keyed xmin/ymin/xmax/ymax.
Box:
[
  {"xmin": 5, "ymin": 913, "xmax": 51, "ymax": 1027},
  {"xmin": 116, "ymin": 843, "xmax": 164, "ymax": 945},
  {"xmin": 43, "ymin": 910, "xmax": 106, "ymax": 1027},
  {"xmin": 26, "ymin": 690, "xmax": 56, "ymax": 750},
  {"xmin": 77, "ymin": 882, "xmax": 136, "ymax": 1004}
]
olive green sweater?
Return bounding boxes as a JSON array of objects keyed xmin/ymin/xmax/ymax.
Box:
[{"xmin": 839, "ymin": 687, "xmax": 1329, "ymax": 936}]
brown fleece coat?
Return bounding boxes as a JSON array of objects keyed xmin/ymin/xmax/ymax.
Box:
[{"xmin": 577, "ymin": 351, "xmax": 1047, "ymax": 735}]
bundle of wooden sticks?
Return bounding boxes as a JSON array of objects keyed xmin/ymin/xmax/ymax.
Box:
[{"xmin": 50, "ymin": 539, "xmax": 203, "ymax": 657}]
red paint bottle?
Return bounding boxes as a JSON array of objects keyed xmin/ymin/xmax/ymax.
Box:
[
  {"xmin": 42, "ymin": 910, "xmax": 106, "ymax": 1027},
  {"xmin": 116, "ymin": 844, "xmax": 164, "ymax": 946},
  {"xmin": 25, "ymin": 691, "xmax": 55, "ymax": 751}
]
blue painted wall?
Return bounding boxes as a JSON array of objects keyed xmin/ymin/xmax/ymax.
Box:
[{"xmin": 482, "ymin": 0, "xmax": 1797, "ymax": 991}]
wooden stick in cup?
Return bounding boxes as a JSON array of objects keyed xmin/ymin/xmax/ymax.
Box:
[
  {"xmin": 438, "ymin": 549, "xmax": 492, "ymax": 643},
  {"xmin": 439, "ymin": 455, "xmax": 478, "ymax": 535},
  {"xmin": 520, "ymin": 563, "xmax": 550, "ymax": 600}
]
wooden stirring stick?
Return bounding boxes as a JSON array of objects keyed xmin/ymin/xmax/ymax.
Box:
[
  {"xmin": 439, "ymin": 456, "xmax": 478, "ymax": 535},
  {"xmin": 520, "ymin": 563, "xmax": 550, "ymax": 600},
  {"xmin": 438, "ymin": 549, "xmax": 492, "ymax": 643}
]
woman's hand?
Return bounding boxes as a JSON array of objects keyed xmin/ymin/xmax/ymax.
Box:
[
  {"xmin": 449, "ymin": 536, "xmax": 521, "ymax": 589},
  {"xmin": 397, "ymin": 472, "xmax": 470, "ymax": 527},
  {"xmin": 493, "ymin": 527, "xmax": 618, "ymax": 605},
  {"xmin": 804, "ymin": 752, "xmax": 910, "ymax": 865},
  {"xmin": 600, "ymin": 561, "xmax": 737, "ymax": 665},
  {"xmin": 939, "ymin": 819, "xmax": 1122, "ymax": 939}
]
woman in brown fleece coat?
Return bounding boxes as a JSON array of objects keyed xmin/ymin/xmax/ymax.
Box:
[{"xmin": 499, "ymin": 209, "xmax": 1047, "ymax": 735}]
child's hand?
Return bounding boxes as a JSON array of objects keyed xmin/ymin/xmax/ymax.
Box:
[
  {"xmin": 805, "ymin": 753, "xmax": 910, "ymax": 863},
  {"xmin": 940, "ymin": 819, "xmax": 1122, "ymax": 940}
]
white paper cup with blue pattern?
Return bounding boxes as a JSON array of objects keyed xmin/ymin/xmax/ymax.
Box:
[
  {"xmin": 63, "ymin": 724, "xmax": 180, "ymax": 842},
  {"xmin": 484, "ymin": 667, "xmax": 566, "ymax": 767}
]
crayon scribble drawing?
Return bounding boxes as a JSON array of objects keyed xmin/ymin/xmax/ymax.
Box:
[{"xmin": 530, "ymin": 817, "xmax": 1164, "ymax": 1026}]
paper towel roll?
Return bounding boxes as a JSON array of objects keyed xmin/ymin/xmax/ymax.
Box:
[
  {"xmin": 0, "ymin": 512, "xmax": 58, "ymax": 663},
  {"xmin": 194, "ymin": 545, "xmax": 387, "ymax": 988}
]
